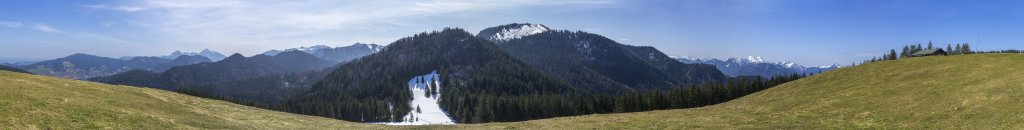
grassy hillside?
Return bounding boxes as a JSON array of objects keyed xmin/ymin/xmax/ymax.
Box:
[
  {"xmin": 0, "ymin": 70, "xmax": 383, "ymax": 129},
  {"xmin": 445, "ymin": 54, "xmax": 1024, "ymax": 129}
]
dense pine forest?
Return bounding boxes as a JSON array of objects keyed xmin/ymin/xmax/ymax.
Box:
[{"xmin": 440, "ymin": 74, "xmax": 804, "ymax": 123}]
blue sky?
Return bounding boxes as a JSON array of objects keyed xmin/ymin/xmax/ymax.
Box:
[{"xmin": 1, "ymin": 0, "xmax": 1023, "ymax": 66}]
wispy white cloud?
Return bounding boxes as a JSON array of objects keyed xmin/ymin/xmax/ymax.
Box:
[
  {"xmin": 0, "ymin": 21, "xmax": 23, "ymax": 28},
  {"xmin": 32, "ymin": 23, "xmax": 64, "ymax": 33},
  {"xmin": 90, "ymin": 0, "xmax": 616, "ymax": 54}
]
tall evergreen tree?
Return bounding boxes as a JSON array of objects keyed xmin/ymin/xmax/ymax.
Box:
[
  {"xmin": 946, "ymin": 44, "xmax": 952, "ymax": 52},
  {"xmin": 927, "ymin": 41, "xmax": 934, "ymax": 49},
  {"xmin": 889, "ymin": 49, "xmax": 898, "ymax": 60},
  {"xmin": 901, "ymin": 46, "xmax": 910, "ymax": 58},
  {"xmin": 963, "ymin": 43, "xmax": 972, "ymax": 54}
]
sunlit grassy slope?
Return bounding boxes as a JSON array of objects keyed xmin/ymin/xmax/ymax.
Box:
[
  {"xmin": 0, "ymin": 70, "xmax": 384, "ymax": 129},
  {"xmin": 4, "ymin": 54, "xmax": 1023, "ymax": 129},
  {"xmin": 442, "ymin": 54, "xmax": 1024, "ymax": 129}
]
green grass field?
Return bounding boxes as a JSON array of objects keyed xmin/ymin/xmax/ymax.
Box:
[{"xmin": 3, "ymin": 54, "xmax": 1023, "ymax": 129}]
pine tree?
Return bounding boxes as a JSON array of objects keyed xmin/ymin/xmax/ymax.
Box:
[
  {"xmin": 946, "ymin": 44, "xmax": 952, "ymax": 52},
  {"xmin": 889, "ymin": 49, "xmax": 898, "ymax": 60},
  {"xmin": 417, "ymin": 105, "xmax": 422, "ymax": 113},
  {"xmin": 901, "ymin": 46, "xmax": 910, "ymax": 58},
  {"xmin": 425, "ymin": 83, "xmax": 432, "ymax": 97},
  {"xmin": 927, "ymin": 41, "xmax": 934, "ymax": 49},
  {"xmin": 429, "ymin": 78, "xmax": 438, "ymax": 96},
  {"xmin": 963, "ymin": 43, "xmax": 972, "ymax": 54}
]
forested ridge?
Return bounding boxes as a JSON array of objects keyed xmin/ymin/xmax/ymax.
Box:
[
  {"xmin": 90, "ymin": 51, "xmax": 336, "ymax": 105},
  {"xmin": 496, "ymin": 30, "xmax": 727, "ymax": 92},
  {"xmin": 274, "ymin": 28, "xmax": 803, "ymax": 123},
  {"xmin": 280, "ymin": 28, "xmax": 579, "ymax": 122}
]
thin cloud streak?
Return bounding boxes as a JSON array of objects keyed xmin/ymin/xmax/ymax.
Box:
[{"xmin": 32, "ymin": 23, "xmax": 64, "ymax": 33}]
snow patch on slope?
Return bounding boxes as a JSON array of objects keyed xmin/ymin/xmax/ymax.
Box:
[
  {"xmin": 383, "ymin": 70, "xmax": 454, "ymax": 125},
  {"xmin": 480, "ymin": 23, "xmax": 550, "ymax": 42}
]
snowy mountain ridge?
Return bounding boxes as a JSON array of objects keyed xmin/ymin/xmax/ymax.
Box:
[
  {"xmin": 476, "ymin": 23, "xmax": 550, "ymax": 43},
  {"xmin": 160, "ymin": 49, "xmax": 228, "ymax": 61},
  {"xmin": 674, "ymin": 56, "xmax": 841, "ymax": 77},
  {"xmin": 262, "ymin": 43, "xmax": 384, "ymax": 62},
  {"xmin": 262, "ymin": 45, "xmax": 332, "ymax": 56},
  {"xmin": 674, "ymin": 56, "xmax": 806, "ymax": 69}
]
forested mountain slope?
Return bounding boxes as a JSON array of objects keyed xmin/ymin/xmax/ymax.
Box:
[
  {"xmin": 283, "ymin": 28, "xmax": 578, "ymax": 123},
  {"xmin": 283, "ymin": 25, "xmax": 734, "ymax": 123},
  {"xmin": 89, "ymin": 51, "xmax": 335, "ymax": 105},
  {"xmin": 92, "ymin": 51, "xmax": 332, "ymax": 90},
  {"xmin": 487, "ymin": 24, "xmax": 726, "ymax": 92},
  {"xmin": 21, "ymin": 54, "xmax": 211, "ymax": 79}
]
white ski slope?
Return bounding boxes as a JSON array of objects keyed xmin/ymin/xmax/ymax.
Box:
[{"xmin": 383, "ymin": 70, "xmax": 455, "ymax": 125}]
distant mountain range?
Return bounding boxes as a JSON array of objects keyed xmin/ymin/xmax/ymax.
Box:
[
  {"xmin": 90, "ymin": 51, "xmax": 336, "ymax": 105},
  {"xmin": 674, "ymin": 56, "xmax": 841, "ymax": 77},
  {"xmin": 93, "ymin": 51, "xmax": 334, "ymax": 89},
  {"xmin": 20, "ymin": 44, "xmax": 381, "ymax": 80},
  {"xmin": 117, "ymin": 49, "xmax": 227, "ymax": 61},
  {"xmin": 262, "ymin": 43, "xmax": 383, "ymax": 63},
  {"xmin": 19, "ymin": 53, "xmax": 212, "ymax": 79}
]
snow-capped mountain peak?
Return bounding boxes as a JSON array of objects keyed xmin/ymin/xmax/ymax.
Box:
[
  {"xmin": 820, "ymin": 63, "xmax": 843, "ymax": 69},
  {"xmin": 161, "ymin": 49, "xmax": 227, "ymax": 61},
  {"xmin": 782, "ymin": 61, "xmax": 798, "ymax": 68},
  {"xmin": 353, "ymin": 43, "xmax": 384, "ymax": 52},
  {"xmin": 476, "ymin": 23, "xmax": 550, "ymax": 42},
  {"xmin": 260, "ymin": 43, "xmax": 383, "ymax": 62},
  {"xmin": 673, "ymin": 55, "xmax": 840, "ymax": 77},
  {"xmin": 745, "ymin": 56, "xmax": 764, "ymax": 63}
]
